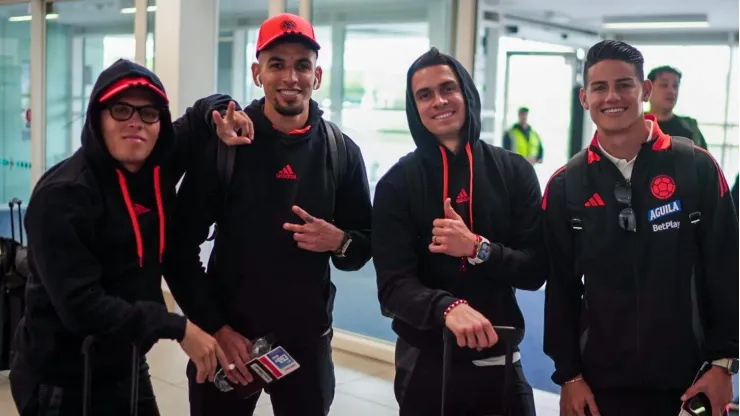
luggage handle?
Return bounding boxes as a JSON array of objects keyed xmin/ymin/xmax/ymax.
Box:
[
  {"xmin": 442, "ymin": 326, "xmax": 523, "ymax": 416},
  {"xmin": 7, "ymin": 198, "xmax": 23, "ymax": 245},
  {"xmin": 82, "ymin": 335, "xmax": 140, "ymax": 416}
]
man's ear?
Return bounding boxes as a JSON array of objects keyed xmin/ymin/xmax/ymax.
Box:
[
  {"xmin": 641, "ymin": 79, "xmax": 653, "ymax": 102},
  {"xmin": 313, "ymin": 66, "xmax": 323, "ymax": 90},
  {"xmin": 579, "ymin": 87, "xmax": 589, "ymax": 110},
  {"xmin": 251, "ymin": 62, "xmax": 262, "ymax": 88}
]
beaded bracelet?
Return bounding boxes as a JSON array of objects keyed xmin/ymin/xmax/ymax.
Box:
[
  {"xmin": 564, "ymin": 375, "xmax": 583, "ymax": 385},
  {"xmin": 443, "ymin": 299, "xmax": 468, "ymax": 319}
]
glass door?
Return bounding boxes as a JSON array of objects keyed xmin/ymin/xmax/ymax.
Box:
[{"xmin": 502, "ymin": 51, "xmax": 578, "ymax": 190}]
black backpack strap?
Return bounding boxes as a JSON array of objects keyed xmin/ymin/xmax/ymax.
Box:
[
  {"xmin": 671, "ymin": 136, "xmax": 701, "ymax": 226},
  {"xmin": 323, "ymin": 119, "xmax": 347, "ymax": 189},
  {"xmin": 207, "ymin": 141, "xmax": 236, "ymax": 241},
  {"xmin": 564, "ymin": 149, "xmax": 589, "ymax": 276}
]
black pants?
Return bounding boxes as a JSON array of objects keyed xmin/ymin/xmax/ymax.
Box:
[
  {"xmin": 188, "ymin": 333, "xmax": 335, "ymax": 416},
  {"xmin": 394, "ymin": 338, "xmax": 536, "ymax": 416},
  {"xmin": 9, "ymin": 355, "xmax": 159, "ymax": 416},
  {"xmin": 591, "ymin": 388, "xmax": 684, "ymax": 416}
]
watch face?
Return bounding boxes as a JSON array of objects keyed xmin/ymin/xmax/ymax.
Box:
[{"xmin": 478, "ymin": 241, "xmax": 492, "ymax": 260}]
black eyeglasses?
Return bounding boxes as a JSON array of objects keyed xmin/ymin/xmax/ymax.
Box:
[
  {"xmin": 614, "ymin": 182, "xmax": 637, "ymax": 232},
  {"xmin": 107, "ymin": 102, "xmax": 161, "ymax": 124}
]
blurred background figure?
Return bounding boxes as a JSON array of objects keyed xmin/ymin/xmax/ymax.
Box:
[{"xmin": 503, "ymin": 106, "xmax": 544, "ymax": 164}]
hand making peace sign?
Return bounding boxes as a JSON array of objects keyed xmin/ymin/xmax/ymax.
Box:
[{"xmin": 213, "ymin": 101, "xmax": 254, "ymax": 145}]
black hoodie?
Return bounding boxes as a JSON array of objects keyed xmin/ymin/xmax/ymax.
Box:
[
  {"xmin": 164, "ymin": 98, "xmax": 372, "ymax": 348},
  {"xmin": 15, "ymin": 59, "xmax": 236, "ymax": 385},
  {"xmin": 372, "ymin": 53, "xmax": 547, "ymax": 360}
]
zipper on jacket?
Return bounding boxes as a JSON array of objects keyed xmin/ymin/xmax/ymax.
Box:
[{"xmin": 626, "ymin": 179, "xmax": 642, "ymax": 383}]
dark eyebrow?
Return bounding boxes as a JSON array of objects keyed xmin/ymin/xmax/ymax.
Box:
[
  {"xmin": 414, "ymin": 87, "xmax": 431, "ymax": 97},
  {"xmin": 296, "ymin": 57, "xmax": 313, "ymax": 66},
  {"xmin": 267, "ymin": 56, "xmax": 284, "ymax": 64},
  {"xmin": 440, "ymin": 80, "xmax": 457, "ymax": 89}
]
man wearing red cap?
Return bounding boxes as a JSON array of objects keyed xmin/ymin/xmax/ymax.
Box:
[
  {"xmin": 9, "ymin": 58, "xmax": 252, "ymax": 415},
  {"xmin": 164, "ymin": 13, "xmax": 373, "ymax": 416}
]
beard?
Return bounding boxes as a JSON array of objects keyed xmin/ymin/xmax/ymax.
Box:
[{"xmin": 273, "ymin": 98, "xmax": 305, "ymax": 117}]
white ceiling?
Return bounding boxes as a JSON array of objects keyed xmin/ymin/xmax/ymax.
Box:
[
  {"xmin": 498, "ymin": 0, "xmax": 739, "ymax": 32},
  {"xmin": 1, "ymin": 0, "xmax": 738, "ymax": 33}
]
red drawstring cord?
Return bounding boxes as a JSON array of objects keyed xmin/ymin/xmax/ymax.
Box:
[{"xmin": 116, "ymin": 167, "xmax": 166, "ymax": 268}]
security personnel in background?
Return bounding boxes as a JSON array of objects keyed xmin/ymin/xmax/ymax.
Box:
[
  {"xmin": 503, "ymin": 106, "xmax": 543, "ymax": 164},
  {"xmin": 542, "ymin": 40, "xmax": 738, "ymax": 416},
  {"xmin": 647, "ymin": 65, "xmax": 708, "ymax": 149}
]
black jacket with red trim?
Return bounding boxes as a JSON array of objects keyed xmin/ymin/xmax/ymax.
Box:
[
  {"xmin": 163, "ymin": 98, "xmax": 372, "ymax": 347},
  {"xmin": 372, "ymin": 53, "xmax": 547, "ymax": 360},
  {"xmin": 542, "ymin": 117, "xmax": 739, "ymax": 391},
  {"xmin": 15, "ymin": 59, "xmax": 235, "ymax": 385}
]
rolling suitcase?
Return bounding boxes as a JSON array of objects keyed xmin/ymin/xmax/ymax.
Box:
[
  {"xmin": 82, "ymin": 335, "xmax": 140, "ymax": 416},
  {"xmin": 441, "ymin": 326, "xmax": 523, "ymax": 416},
  {"xmin": 0, "ymin": 197, "xmax": 28, "ymax": 370}
]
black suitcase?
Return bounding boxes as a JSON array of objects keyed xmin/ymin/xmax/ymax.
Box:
[
  {"xmin": 441, "ymin": 326, "xmax": 523, "ymax": 416},
  {"xmin": 82, "ymin": 335, "xmax": 140, "ymax": 416},
  {"xmin": 0, "ymin": 198, "xmax": 28, "ymax": 370}
]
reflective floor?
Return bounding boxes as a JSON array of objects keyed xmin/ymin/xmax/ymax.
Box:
[{"xmin": 0, "ymin": 340, "xmax": 560, "ymax": 415}]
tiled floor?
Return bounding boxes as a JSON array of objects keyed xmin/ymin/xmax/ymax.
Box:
[{"xmin": 0, "ymin": 340, "xmax": 560, "ymax": 415}]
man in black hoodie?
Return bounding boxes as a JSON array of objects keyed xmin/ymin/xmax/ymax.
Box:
[
  {"xmin": 372, "ymin": 47, "xmax": 546, "ymax": 415},
  {"xmin": 163, "ymin": 13, "xmax": 372, "ymax": 416},
  {"xmin": 9, "ymin": 59, "xmax": 251, "ymax": 415}
]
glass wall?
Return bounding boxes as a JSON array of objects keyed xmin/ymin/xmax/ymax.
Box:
[
  {"xmin": 638, "ymin": 44, "xmax": 739, "ymax": 180},
  {"xmin": 0, "ymin": 2, "xmax": 32, "ymax": 207},
  {"xmin": 44, "ymin": 0, "xmax": 157, "ymax": 169},
  {"xmin": 0, "ymin": 1, "xmax": 31, "ymax": 241}
]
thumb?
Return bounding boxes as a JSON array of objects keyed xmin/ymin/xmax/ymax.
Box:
[
  {"xmin": 681, "ymin": 384, "xmax": 700, "ymax": 402},
  {"xmin": 444, "ymin": 198, "xmax": 462, "ymax": 220}
]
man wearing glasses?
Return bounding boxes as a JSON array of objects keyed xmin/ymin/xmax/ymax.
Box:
[{"xmin": 542, "ymin": 40, "xmax": 738, "ymax": 416}]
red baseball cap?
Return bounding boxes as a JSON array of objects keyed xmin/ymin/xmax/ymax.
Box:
[
  {"xmin": 256, "ymin": 13, "xmax": 320, "ymax": 57},
  {"xmin": 98, "ymin": 77, "xmax": 168, "ymax": 104}
]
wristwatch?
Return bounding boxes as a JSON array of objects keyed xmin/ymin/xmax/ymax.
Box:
[
  {"xmin": 333, "ymin": 232, "xmax": 352, "ymax": 258},
  {"xmin": 711, "ymin": 358, "xmax": 739, "ymax": 375},
  {"xmin": 467, "ymin": 235, "xmax": 492, "ymax": 265}
]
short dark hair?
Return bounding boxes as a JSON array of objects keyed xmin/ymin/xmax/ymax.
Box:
[
  {"xmin": 518, "ymin": 107, "xmax": 529, "ymax": 114},
  {"xmin": 583, "ymin": 40, "xmax": 644, "ymax": 83},
  {"xmin": 410, "ymin": 47, "xmax": 452, "ymax": 74},
  {"xmin": 647, "ymin": 65, "xmax": 682, "ymax": 82}
]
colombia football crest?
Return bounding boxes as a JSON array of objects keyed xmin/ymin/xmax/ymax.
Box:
[{"xmin": 650, "ymin": 175, "xmax": 676, "ymax": 200}]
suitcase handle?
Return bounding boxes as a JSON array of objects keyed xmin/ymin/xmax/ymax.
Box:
[
  {"xmin": 442, "ymin": 326, "xmax": 524, "ymax": 416},
  {"xmin": 82, "ymin": 335, "xmax": 140, "ymax": 416},
  {"xmin": 8, "ymin": 198, "xmax": 23, "ymax": 245}
]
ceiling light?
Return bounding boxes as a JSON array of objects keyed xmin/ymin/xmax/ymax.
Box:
[
  {"xmin": 120, "ymin": 6, "xmax": 157, "ymax": 14},
  {"xmin": 602, "ymin": 21, "xmax": 709, "ymax": 30},
  {"xmin": 8, "ymin": 13, "xmax": 59, "ymax": 22},
  {"xmin": 602, "ymin": 14, "xmax": 709, "ymax": 30}
]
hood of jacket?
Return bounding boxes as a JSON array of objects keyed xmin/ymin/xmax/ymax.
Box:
[
  {"xmin": 405, "ymin": 52, "xmax": 482, "ymax": 165},
  {"xmin": 82, "ymin": 59, "xmax": 175, "ymax": 175},
  {"xmin": 80, "ymin": 59, "xmax": 173, "ymax": 269}
]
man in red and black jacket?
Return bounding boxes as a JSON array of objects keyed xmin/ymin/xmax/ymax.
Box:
[{"xmin": 542, "ymin": 40, "xmax": 739, "ymax": 416}]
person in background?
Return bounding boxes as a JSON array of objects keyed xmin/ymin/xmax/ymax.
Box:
[
  {"xmin": 164, "ymin": 13, "xmax": 372, "ymax": 416},
  {"xmin": 373, "ymin": 47, "xmax": 545, "ymax": 415},
  {"xmin": 503, "ymin": 106, "xmax": 543, "ymax": 164},
  {"xmin": 9, "ymin": 59, "xmax": 252, "ymax": 415},
  {"xmin": 732, "ymin": 174, "xmax": 739, "ymax": 218},
  {"xmin": 543, "ymin": 40, "xmax": 738, "ymax": 416},
  {"xmin": 647, "ymin": 65, "xmax": 708, "ymax": 149}
]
